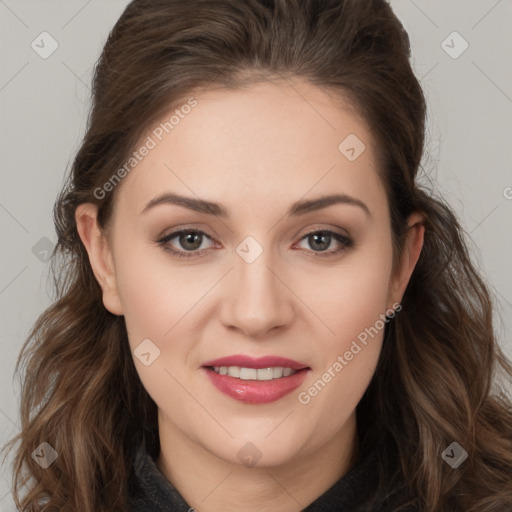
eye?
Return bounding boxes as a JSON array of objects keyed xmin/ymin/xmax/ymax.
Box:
[
  {"xmin": 294, "ymin": 230, "xmax": 354, "ymax": 257},
  {"xmin": 157, "ymin": 229, "xmax": 215, "ymax": 258}
]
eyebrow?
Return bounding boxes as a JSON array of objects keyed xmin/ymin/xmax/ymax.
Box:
[{"xmin": 141, "ymin": 192, "xmax": 370, "ymax": 218}]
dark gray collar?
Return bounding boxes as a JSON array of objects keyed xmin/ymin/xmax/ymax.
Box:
[{"xmin": 127, "ymin": 440, "xmax": 384, "ymax": 511}]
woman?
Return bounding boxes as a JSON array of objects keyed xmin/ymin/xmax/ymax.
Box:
[{"xmin": 2, "ymin": 0, "xmax": 512, "ymax": 510}]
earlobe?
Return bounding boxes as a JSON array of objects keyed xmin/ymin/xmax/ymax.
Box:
[
  {"xmin": 75, "ymin": 203, "xmax": 123, "ymax": 316},
  {"xmin": 388, "ymin": 212, "xmax": 425, "ymax": 307}
]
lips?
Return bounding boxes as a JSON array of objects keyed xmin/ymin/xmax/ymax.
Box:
[
  {"xmin": 201, "ymin": 355, "xmax": 309, "ymax": 370},
  {"xmin": 201, "ymin": 354, "xmax": 311, "ymax": 404}
]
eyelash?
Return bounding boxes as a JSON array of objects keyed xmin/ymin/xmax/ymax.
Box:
[{"xmin": 156, "ymin": 228, "xmax": 354, "ymax": 259}]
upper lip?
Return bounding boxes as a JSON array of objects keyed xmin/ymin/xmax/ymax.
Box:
[{"xmin": 202, "ymin": 355, "xmax": 309, "ymax": 370}]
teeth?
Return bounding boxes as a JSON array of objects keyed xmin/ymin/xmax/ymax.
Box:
[
  {"xmin": 273, "ymin": 367, "xmax": 283, "ymax": 378},
  {"xmin": 240, "ymin": 367, "xmax": 257, "ymax": 380},
  {"xmin": 256, "ymin": 368, "xmax": 273, "ymax": 380},
  {"xmin": 211, "ymin": 366, "xmax": 298, "ymax": 380}
]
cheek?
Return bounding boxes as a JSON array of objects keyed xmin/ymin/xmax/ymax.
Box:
[
  {"xmin": 112, "ymin": 247, "xmax": 207, "ymax": 411},
  {"xmin": 307, "ymin": 238, "xmax": 393, "ymax": 347},
  {"xmin": 296, "ymin": 279, "xmax": 390, "ymax": 438},
  {"xmin": 113, "ymin": 238, "xmax": 207, "ymax": 343},
  {"xmin": 296, "ymin": 234, "xmax": 393, "ymax": 405}
]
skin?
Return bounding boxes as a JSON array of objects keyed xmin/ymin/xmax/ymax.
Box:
[{"xmin": 76, "ymin": 78, "xmax": 424, "ymax": 512}]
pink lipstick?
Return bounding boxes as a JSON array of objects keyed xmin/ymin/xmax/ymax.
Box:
[{"xmin": 201, "ymin": 355, "xmax": 310, "ymax": 404}]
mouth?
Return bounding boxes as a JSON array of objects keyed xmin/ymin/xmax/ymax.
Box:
[
  {"xmin": 201, "ymin": 355, "xmax": 311, "ymax": 404},
  {"xmin": 206, "ymin": 365, "xmax": 300, "ymax": 380}
]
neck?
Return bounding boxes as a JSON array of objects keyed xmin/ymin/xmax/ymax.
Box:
[{"xmin": 156, "ymin": 412, "xmax": 359, "ymax": 512}]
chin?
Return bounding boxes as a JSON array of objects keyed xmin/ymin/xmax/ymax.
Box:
[{"xmin": 201, "ymin": 430, "xmax": 309, "ymax": 469}]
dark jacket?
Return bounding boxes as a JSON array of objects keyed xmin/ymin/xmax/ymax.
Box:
[{"xmin": 125, "ymin": 440, "xmax": 413, "ymax": 511}]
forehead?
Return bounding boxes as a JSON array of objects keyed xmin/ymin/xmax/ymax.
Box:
[{"xmin": 114, "ymin": 79, "xmax": 386, "ymax": 218}]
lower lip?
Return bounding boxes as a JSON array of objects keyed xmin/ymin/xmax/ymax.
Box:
[{"xmin": 203, "ymin": 367, "xmax": 310, "ymax": 404}]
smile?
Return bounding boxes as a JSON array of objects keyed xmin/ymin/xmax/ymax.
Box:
[{"xmin": 210, "ymin": 366, "xmax": 298, "ymax": 380}]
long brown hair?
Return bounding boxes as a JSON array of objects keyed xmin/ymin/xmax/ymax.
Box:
[{"xmin": 3, "ymin": 0, "xmax": 512, "ymax": 510}]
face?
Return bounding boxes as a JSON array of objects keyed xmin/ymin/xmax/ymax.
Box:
[{"xmin": 77, "ymin": 79, "xmax": 422, "ymax": 469}]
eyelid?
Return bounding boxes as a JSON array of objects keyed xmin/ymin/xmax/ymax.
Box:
[{"xmin": 297, "ymin": 225, "xmax": 352, "ymax": 242}]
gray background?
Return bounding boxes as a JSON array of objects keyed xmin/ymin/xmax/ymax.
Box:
[{"xmin": 0, "ymin": 1, "xmax": 511, "ymax": 509}]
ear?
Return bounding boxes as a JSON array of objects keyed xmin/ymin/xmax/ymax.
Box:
[
  {"xmin": 75, "ymin": 203, "xmax": 123, "ymax": 315},
  {"xmin": 387, "ymin": 212, "xmax": 425, "ymax": 307}
]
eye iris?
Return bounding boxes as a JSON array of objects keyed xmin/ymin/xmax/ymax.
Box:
[
  {"xmin": 180, "ymin": 232, "xmax": 202, "ymax": 251},
  {"xmin": 309, "ymin": 232, "xmax": 330, "ymax": 251}
]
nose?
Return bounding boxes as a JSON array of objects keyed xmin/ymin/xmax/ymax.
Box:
[{"xmin": 218, "ymin": 245, "xmax": 295, "ymax": 338}]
